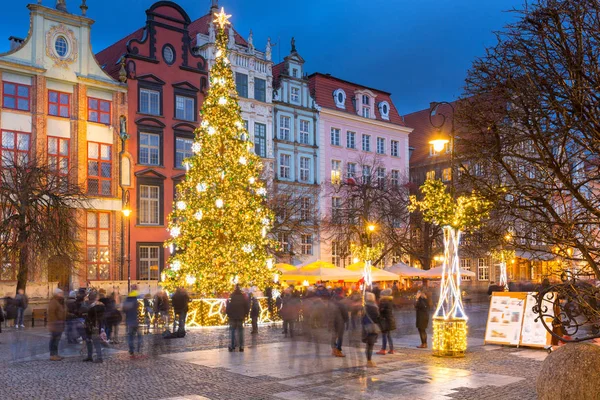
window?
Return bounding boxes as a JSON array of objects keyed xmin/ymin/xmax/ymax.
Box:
[
  {"xmin": 346, "ymin": 162, "xmax": 356, "ymax": 178},
  {"xmin": 301, "ymin": 234, "xmax": 313, "ymax": 255},
  {"xmin": 279, "ymin": 115, "xmax": 291, "ymax": 141},
  {"xmin": 391, "ymin": 169, "xmax": 400, "ymax": 188},
  {"xmin": 87, "ymin": 142, "xmax": 112, "ymax": 196},
  {"xmin": 0, "ymin": 258, "xmax": 16, "ymax": 281},
  {"xmin": 332, "ymin": 196, "xmax": 342, "ymax": 223},
  {"xmin": 139, "ymin": 133, "xmax": 160, "ymax": 165},
  {"xmin": 235, "ymin": 73, "xmax": 248, "ymax": 98},
  {"xmin": 175, "ymin": 136, "xmax": 193, "ymax": 168},
  {"xmin": 139, "ymin": 185, "xmax": 160, "ymax": 225},
  {"xmin": 333, "ymin": 89, "xmax": 346, "ymax": 108},
  {"xmin": 331, "ymin": 160, "xmax": 341, "ymax": 184},
  {"xmin": 292, "ymin": 69, "xmax": 298, "ymax": 78},
  {"xmin": 3, "ymin": 82, "xmax": 30, "ymax": 111},
  {"xmin": 330, "ymin": 128, "xmax": 340, "ymax": 146},
  {"xmin": 474, "ymin": 163, "xmax": 483, "ymax": 177},
  {"xmin": 138, "ymin": 245, "xmax": 161, "ymax": 280},
  {"xmin": 279, "ymin": 153, "xmax": 291, "ymax": 179},
  {"xmin": 175, "ymin": 95, "xmax": 195, "ymax": 121},
  {"xmin": 163, "ymin": 45, "xmax": 175, "ymax": 64},
  {"xmin": 254, "ymin": 123, "xmax": 266, "ymax": 157},
  {"xmin": 299, "ymin": 120, "xmax": 310, "ymax": 144},
  {"xmin": 88, "ymin": 97, "xmax": 111, "ymax": 124},
  {"xmin": 461, "ymin": 259, "xmax": 472, "ymax": 281},
  {"xmin": 86, "ymin": 212, "xmax": 110, "ymax": 280},
  {"xmin": 278, "ymin": 232, "xmax": 291, "ymax": 253},
  {"xmin": 362, "ymin": 134, "xmax": 371, "ymax": 151},
  {"xmin": 299, "ymin": 157, "xmax": 310, "ymax": 182},
  {"xmin": 377, "ymin": 137, "xmax": 385, "ymax": 154},
  {"xmin": 377, "ymin": 167, "xmax": 386, "ymax": 187},
  {"xmin": 478, "ymin": 258, "xmax": 489, "ymax": 281},
  {"xmin": 379, "ymin": 101, "xmax": 390, "ymax": 120},
  {"xmin": 291, "ymin": 87, "xmax": 300, "ymax": 103},
  {"xmin": 442, "ymin": 168, "xmax": 452, "ymax": 182},
  {"xmin": 48, "ymin": 90, "xmax": 70, "ymax": 117},
  {"xmin": 363, "ymin": 107, "xmax": 370, "ymax": 118},
  {"xmin": 139, "ymin": 88, "xmax": 160, "ymax": 115},
  {"xmin": 254, "ymin": 78, "xmax": 266, "ymax": 102},
  {"xmin": 1, "ymin": 130, "xmax": 30, "ymax": 168},
  {"xmin": 331, "ymin": 241, "xmax": 347, "ymax": 267},
  {"xmin": 362, "ymin": 165, "xmax": 371, "ymax": 183},
  {"xmin": 362, "ymin": 95, "xmax": 370, "ymax": 105},
  {"xmin": 391, "ymin": 140, "xmax": 399, "ymax": 157},
  {"xmin": 426, "ymin": 170, "xmax": 435, "ymax": 180},
  {"xmin": 347, "ymin": 131, "xmax": 356, "ymax": 149},
  {"xmin": 55, "ymin": 36, "xmax": 68, "ymax": 57},
  {"xmin": 48, "ymin": 136, "xmax": 69, "ymax": 181},
  {"xmin": 299, "ymin": 197, "xmax": 310, "ymax": 221}
]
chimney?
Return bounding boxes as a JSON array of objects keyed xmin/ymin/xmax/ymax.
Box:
[
  {"xmin": 429, "ymin": 101, "xmax": 438, "ymax": 111},
  {"xmin": 210, "ymin": 0, "xmax": 218, "ymax": 14},
  {"xmin": 8, "ymin": 36, "xmax": 24, "ymax": 51}
]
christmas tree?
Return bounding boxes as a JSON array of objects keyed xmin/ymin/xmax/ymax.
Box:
[{"xmin": 163, "ymin": 8, "xmax": 275, "ymax": 296}]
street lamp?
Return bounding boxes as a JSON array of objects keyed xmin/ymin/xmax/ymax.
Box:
[
  {"xmin": 429, "ymin": 101, "xmax": 456, "ymax": 191},
  {"xmin": 122, "ymin": 190, "xmax": 132, "ymax": 293}
]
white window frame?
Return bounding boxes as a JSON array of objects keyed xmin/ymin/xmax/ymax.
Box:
[
  {"xmin": 331, "ymin": 159, "xmax": 341, "ymax": 184},
  {"xmin": 279, "ymin": 153, "xmax": 291, "ymax": 179},
  {"xmin": 362, "ymin": 165, "xmax": 371, "ymax": 183},
  {"xmin": 391, "ymin": 140, "xmax": 399, "ymax": 157},
  {"xmin": 362, "ymin": 107, "xmax": 370, "ymax": 118},
  {"xmin": 301, "ymin": 234, "xmax": 313, "ymax": 255},
  {"xmin": 139, "ymin": 88, "xmax": 160, "ymax": 115},
  {"xmin": 300, "ymin": 197, "xmax": 311, "ymax": 221},
  {"xmin": 426, "ymin": 170, "xmax": 435, "ymax": 180},
  {"xmin": 175, "ymin": 95, "xmax": 194, "ymax": 121},
  {"xmin": 346, "ymin": 131, "xmax": 356, "ymax": 149},
  {"xmin": 299, "ymin": 120, "xmax": 310, "ymax": 144},
  {"xmin": 299, "ymin": 156, "xmax": 311, "ymax": 182},
  {"xmin": 347, "ymin": 162, "xmax": 356, "ymax": 178},
  {"xmin": 278, "ymin": 232, "xmax": 290, "ymax": 253},
  {"xmin": 139, "ymin": 132, "xmax": 160, "ymax": 165},
  {"xmin": 478, "ymin": 258, "xmax": 489, "ymax": 281},
  {"xmin": 362, "ymin": 134, "xmax": 371, "ymax": 152},
  {"xmin": 391, "ymin": 169, "xmax": 399, "ymax": 188},
  {"xmin": 175, "ymin": 136, "xmax": 193, "ymax": 168},
  {"xmin": 331, "ymin": 128, "xmax": 341, "ymax": 146},
  {"xmin": 442, "ymin": 168, "xmax": 452, "ymax": 182},
  {"xmin": 333, "ymin": 89, "xmax": 346, "ymax": 108},
  {"xmin": 377, "ymin": 167, "xmax": 386, "ymax": 187},
  {"xmin": 376, "ymin": 137, "xmax": 385, "ymax": 154},
  {"xmin": 139, "ymin": 184, "xmax": 160, "ymax": 225},
  {"xmin": 290, "ymin": 87, "xmax": 300, "ymax": 103},
  {"xmin": 139, "ymin": 245, "xmax": 160, "ymax": 280},
  {"xmin": 279, "ymin": 115, "xmax": 291, "ymax": 141},
  {"xmin": 460, "ymin": 258, "xmax": 472, "ymax": 281}
]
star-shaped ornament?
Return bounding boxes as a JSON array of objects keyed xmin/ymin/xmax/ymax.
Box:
[{"xmin": 213, "ymin": 7, "xmax": 231, "ymax": 29}]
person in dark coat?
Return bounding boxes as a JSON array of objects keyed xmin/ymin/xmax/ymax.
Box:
[
  {"xmin": 4, "ymin": 294, "xmax": 16, "ymax": 328},
  {"xmin": 171, "ymin": 287, "xmax": 190, "ymax": 336},
  {"xmin": 329, "ymin": 288, "xmax": 348, "ymax": 357},
  {"xmin": 14, "ymin": 289, "xmax": 28, "ymax": 329},
  {"xmin": 376, "ymin": 289, "xmax": 396, "ymax": 355},
  {"xmin": 280, "ymin": 290, "xmax": 299, "ymax": 337},
  {"xmin": 226, "ymin": 285, "xmax": 249, "ymax": 352},
  {"xmin": 102, "ymin": 292, "xmax": 121, "ymax": 343},
  {"xmin": 83, "ymin": 292, "xmax": 105, "ymax": 363},
  {"xmin": 415, "ymin": 290, "xmax": 430, "ymax": 348},
  {"xmin": 123, "ymin": 290, "xmax": 141, "ymax": 357},
  {"xmin": 363, "ymin": 292, "xmax": 380, "ymax": 367},
  {"xmin": 47, "ymin": 289, "xmax": 66, "ymax": 361},
  {"xmin": 250, "ymin": 295, "xmax": 260, "ymax": 334}
]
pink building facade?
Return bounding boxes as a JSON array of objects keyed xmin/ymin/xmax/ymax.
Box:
[{"xmin": 309, "ymin": 73, "xmax": 412, "ymax": 266}]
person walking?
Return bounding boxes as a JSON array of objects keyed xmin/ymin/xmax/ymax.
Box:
[
  {"xmin": 4, "ymin": 294, "xmax": 16, "ymax": 329},
  {"xmin": 250, "ymin": 295, "xmax": 259, "ymax": 334},
  {"xmin": 329, "ymin": 288, "xmax": 348, "ymax": 357},
  {"xmin": 415, "ymin": 290, "xmax": 430, "ymax": 348},
  {"xmin": 14, "ymin": 289, "xmax": 28, "ymax": 329},
  {"xmin": 83, "ymin": 292, "xmax": 105, "ymax": 363},
  {"xmin": 123, "ymin": 289, "xmax": 142, "ymax": 357},
  {"xmin": 47, "ymin": 288, "xmax": 66, "ymax": 361},
  {"xmin": 362, "ymin": 292, "xmax": 380, "ymax": 367},
  {"xmin": 280, "ymin": 289, "xmax": 296, "ymax": 338},
  {"xmin": 171, "ymin": 287, "xmax": 190, "ymax": 337},
  {"xmin": 376, "ymin": 288, "xmax": 396, "ymax": 355},
  {"xmin": 226, "ymin": 285, "xmax": 249, "ymax": 352}
]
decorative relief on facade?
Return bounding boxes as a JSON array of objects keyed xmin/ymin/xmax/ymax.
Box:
[{"xmin": 45, "ymin": 24, "xmax": 78, "ymax": 68}]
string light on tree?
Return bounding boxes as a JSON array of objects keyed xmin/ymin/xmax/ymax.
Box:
[
  {"xmin": 177, "ymin": 201, "xmax": 186, "ymax": 210},
  {"xmin": 164, "ymin": 7, "xmax": 275, "ymax": 296}
]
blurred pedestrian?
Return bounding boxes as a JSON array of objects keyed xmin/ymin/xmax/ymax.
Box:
[
  {"xmin": 250, "ymin": 295, "xmax": 259, "ymax": 334},
  {"xmin": 329, "ymin": 288, "xmax": 348, "ymax": 357},
  {"xmin": 4, "ymin": 293, "xmax": 16, "ymax": 328},
  {"xmin": 226, "ymin": 285, "xmax": 249, "ymax": 352},
  {"xmin": 47, "ymin": 288, "xmax": 66, "ymax": 361},
  {"xmin": 83, "ymin": 292, "xmax": 105, "ymax": 363},
  {"xmin": 123, "ymin": 289, "xmax": 142, "ymax": 357},
  {"xmin": 362, "ymin": 292, "xmax": 380, "ymax": 367},
  {"xmin": 415, "ymin": 290, "xmax": 430, "ymax": 348},
  {"xmin": 280, "ymin": 289, "xmax": 297, "ymax": 338},
  {"xmin": 14, "ymin": 289, "xmax": 28, "ymax": 329},
  {"xmin": 104, "ymin": 292, "xmax": 121, "ymax": 343},
  {"xmin": 376, "ymin": 288, "xmax": 396, "ymax": 355},
  {"xmin": 171, "ymin": 287, "xmax": 190, "ymax": 337},
  {"xmin": 154, "ymin": 290, "xmax": 170, "ymax": 331}
]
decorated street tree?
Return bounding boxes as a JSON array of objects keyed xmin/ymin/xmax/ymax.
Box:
[
  {"xmin": 409, "ymin": 179, "xmax": 491, "ymax": 356},
  {"xmin": 163, "ymin": 8, "xmax": 276, "ymax": 296}
]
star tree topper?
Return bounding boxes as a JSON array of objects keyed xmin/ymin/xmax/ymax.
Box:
[{"xmin": 214, "ymin": 7, "xmax": 232, "ymax": 29}]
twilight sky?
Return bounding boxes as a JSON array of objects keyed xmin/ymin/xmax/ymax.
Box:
[{"xmin": 1, "ymin": 0, "xmax": 523, "ymax": 114}]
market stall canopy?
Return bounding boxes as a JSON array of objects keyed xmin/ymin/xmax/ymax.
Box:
[
  {"xmin": 275, "ymin": 263, "xmax": 298, "ymax": 273},
  {"xmin": 346, "ymin": 262, "xmax": 399, "ymax": 281},
  {"xmin": 420, "ymin": 266, "xmax": 476, "ymax": 278},
  {"xmin": 386, "ymin": 262, "xmax": 428, "ymax": 277},
  {"xmin": 280, "ymin": 260, "xmax": 363, "ymax": 283}
]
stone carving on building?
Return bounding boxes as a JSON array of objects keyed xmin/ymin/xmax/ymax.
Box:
[
  {"xmin": 228, "ymin": 26, "xmax": 235, "ymax": 49},
  {"xmin": 248, "ymin": 29, "xmax": 254, "ymax": 52},
  {"xmin": 266, "ymin": 37, "xmax": 272, "ymax": 61},
  {"xmin": 45, "ymin": 24, "xmax": 78, "ymax": 68},
  {"xmin": 208, "ymin": 20, "xmax": 215, "ymax": 43}
]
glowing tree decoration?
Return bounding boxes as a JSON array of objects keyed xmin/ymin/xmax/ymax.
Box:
[
  {"xmin": 163, "ymin": 8, "xmax": 276, "ymax": 296},
  {"xmin": 409, "ymin": 179, "xmax": 491, "ymax": 357},
  {"xmin": 351, "ymin": 242, "xmax": 384, "ymax": 288},
  {"xmin": 490, "ymin": 249, "xmax": 515, "ymax": 292}
]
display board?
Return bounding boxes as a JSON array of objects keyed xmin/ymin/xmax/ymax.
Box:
[
  {"xmin": 484, "ymin": 292, "xmax": 527, "ymax": 345},
  {"xmin": 519, "ymin": 292, "xmax": 554, "ymax": 348}
]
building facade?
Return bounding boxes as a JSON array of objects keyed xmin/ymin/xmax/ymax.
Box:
[
  {"xmin": 272, "ymin": 41, "xmax": 320, "ymax": 265},
  {"xmin": 96, "ymin": 1, "xmax": 208, "ymax": 282},
  {"xmin": 309, "ymin": 72, "xmax": 411, "ymax": 267},
  {"xmin": 0, "ymin": 1, "xmax": 127, "ymax": 289}
]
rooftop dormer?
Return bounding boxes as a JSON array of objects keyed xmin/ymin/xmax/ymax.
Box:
[{"xmin": 354, "ymin": 89, "xmax": 377, "ymax": 119}]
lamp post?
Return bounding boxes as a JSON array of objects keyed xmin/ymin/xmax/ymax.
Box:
[
  {"xmin": 429, "ymin": 101, "xmax": 456, "ymax": 193},
  {"xmin": 122, "ymin": 190, "xmax": 132, "ymax": 293}
]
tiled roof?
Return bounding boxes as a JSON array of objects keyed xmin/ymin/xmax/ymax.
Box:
[
  {"xmin": 307, "ymin": 72, "xmax": 405, "ymax": 127},
  {"xmin": 404, "ymin": 103, "xmax": 456, "ymax": 166},
  {"xmin": 189, "ymin": 13, "xmax": 248, "ymax": 48}
]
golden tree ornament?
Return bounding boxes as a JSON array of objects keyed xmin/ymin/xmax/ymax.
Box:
[
  {"xmin": 213, "ymin": 7, "xmax": 232, "ymax": 29},
  {"xmin": 163, "ymin": 10, "xmax": 277, "ymax": 296}
]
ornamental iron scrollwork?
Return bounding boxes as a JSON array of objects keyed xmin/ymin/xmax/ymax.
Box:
[{"xmin": 533, "ymin": 271, "xmax": 600, "ymax": 343}]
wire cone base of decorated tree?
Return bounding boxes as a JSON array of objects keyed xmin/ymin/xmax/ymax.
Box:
[
  {"xmin": 163, "ymin": 8, "xmax": 277, "ymax": 296},
  {"xmin": 409, "ymin": 179, "xmax": 491, "ymax": 357}
]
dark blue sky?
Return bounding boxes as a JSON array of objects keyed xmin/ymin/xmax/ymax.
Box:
[{"xmin": 1, "ymin": 0, "xmax": 523, "ymax": 114}]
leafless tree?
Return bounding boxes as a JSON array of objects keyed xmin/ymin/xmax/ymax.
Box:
[
  {"xmin": 0, "ymin": 153, "xmax": 89, "ymax": 292},
  {"xmin": 457, "ymin": 0, "xmax": 600, "ymax": 279}
]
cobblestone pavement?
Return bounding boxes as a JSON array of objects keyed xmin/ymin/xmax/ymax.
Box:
[{"xmin": 0, "ymin": 305, "xmax": 544, "ymax": 399}]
